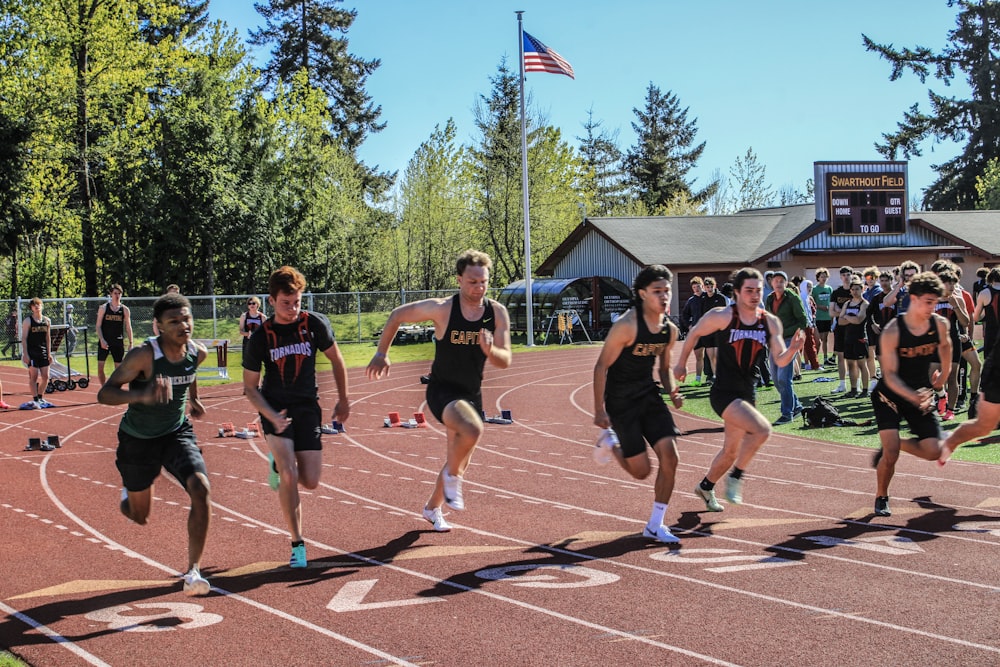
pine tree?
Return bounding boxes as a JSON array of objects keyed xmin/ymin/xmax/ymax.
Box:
[
  {"xmin": 249, "ymin": 0, "xmax": 384, "ymax": 158},
  {"xmin": 863, "ymin": 0, "xmax": 1000, "ymax": 210},
  {"xmin": 624, "ymin": 83, "xmax": 716, "ymax": 213},
  {"xmin": 577, "ymin": 109, "xmax": 628, "ymax": 216}
]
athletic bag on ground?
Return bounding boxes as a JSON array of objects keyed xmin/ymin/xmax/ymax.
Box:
[{"xmin": 801, "ymin": 397, "xmax": 857, "ymax": 427}]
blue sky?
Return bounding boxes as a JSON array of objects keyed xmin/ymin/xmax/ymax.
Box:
[{"xmin": 207, "ymin": 0, "xmax": 968, "ymax": 206}]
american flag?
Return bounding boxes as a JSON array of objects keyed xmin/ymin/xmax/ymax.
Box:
[{"xmin": 523, "ymin": 32, "xmax": 574, "ymax": 79}]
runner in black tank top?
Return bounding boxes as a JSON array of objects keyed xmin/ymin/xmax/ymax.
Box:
[
  {"xmin": 975, "ymin": 277, "xmax": 1000, "ymax": 359},
  {"xmin": 594, "ymin": 265, "xmax": 683, "ymax": 543},
  {"xmin": 240, "ymin": 297, "xmax": 265, "ymax": 354},
  {"xmin": 21, "ymin": 298, "xmax": 54, "ymax": 409},
  {"xmin": 933, "ymin": 270, "xmax": 981, "ymax": 419},
  {"xmin": 674, "ymin": 267, "xmax": 803, "ymax": 511},
  {"xmin": 367, "ymin": 250, "xmax": 512, "ymax": 532},
  {"xmin": 870, "ymin": 272, "xmax": 952, "ymax": 517},
  {"xmin": 427, "ymin": 294, "xmax": 495, "ymax": 404}
]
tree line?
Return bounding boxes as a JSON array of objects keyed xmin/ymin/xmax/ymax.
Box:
[{"xmin": 0, "ymin": 0, "xmax": 996, "ymax": 300}]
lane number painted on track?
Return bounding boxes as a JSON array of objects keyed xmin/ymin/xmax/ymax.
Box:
[
  {"xmin": 649, "ymin": 548, "xmax": 799, "ymax": 573},
  {"xmin": 953, "ymin": 520, "xmax": 1000, "ymax": 537},
  {"xmin": 474, "ymin": 564, "xmax": 620, "ymax": 588},
  {"xmin": 804, "ymin": 535, "xmax": 924, "ymax": 554},
  {"xmin": 85, "ymin": 603, "xmax": 223, "ymax": 632},
  {"xmin": 327, "ymin": 579, "xmax": 444, "ymax": 612}
]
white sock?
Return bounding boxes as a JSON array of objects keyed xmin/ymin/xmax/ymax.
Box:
[{"xmin": 648, "ymin": 501, "xmax": 668, "ymax": 528}]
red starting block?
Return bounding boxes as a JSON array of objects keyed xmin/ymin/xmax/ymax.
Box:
[
  {"xmin": 218, "ymin": 422, "xmax": 236, "ymax": 437},
  {"xmin": 413, "ymin": 412, "xmax": 427, "ymax": 427},
  {"xmin": 383, "ymin": 412, "xmax": 401, "ymax": 428},
  {"xmin": 246, "ymin": 422, "xmax": 259, "ymax": 437}
]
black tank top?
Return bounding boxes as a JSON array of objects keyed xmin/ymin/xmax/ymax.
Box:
[
  {"xmin": 881, "ymin": 313, "xmax": 942, "ymax": 396},
  {"xmin": 244, "ymin": 310, "xmax": 264, "ymax": 334},
  {"xmin": 982, "ymin": 286, "xmax": 1000, "ymax": 337},
  {"xmin": 26, "ymin": 316, "xmax": 48, "ymax": 357},
  {"xmin": 935, "ymin": 298, "xmax": 963, "ymax": 349},
  {"xmin": 842, "ymin": 299, "xmax": 866, "ymax": 342},
  {"xmin": 605, "ymin": 309, "xmax": 675, "ymax": 402},
  {"xmin": 101, "ymin": 303, "xmax": 125, "ymax": 341},
  {"xmin": 712, "ymin": 306, "xmax": 770, "ymax": 395},
  {"xmin": 429, "ymin": 295, "xmax": 495, "ymax": 395}
]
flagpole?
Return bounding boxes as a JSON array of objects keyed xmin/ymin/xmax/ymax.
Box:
[{"xmin": 516, "ymin": 11, "xmax": 534, "ymax": 346}]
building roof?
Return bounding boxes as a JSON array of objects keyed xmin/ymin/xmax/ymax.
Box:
[
  {"xmin": 910, "ymin": 209, "xmax": 1000, "ymax": 257},
  {"xmin": 537, "ymin": 204, "xmax": 1000, "ymax": 274}
]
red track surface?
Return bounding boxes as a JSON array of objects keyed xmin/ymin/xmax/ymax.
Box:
[{"xmin": 1, "ymin": 347, "xmax": 999, "ymax": 666}]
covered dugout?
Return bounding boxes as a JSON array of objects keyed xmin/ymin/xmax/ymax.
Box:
[{"xmin": 497, "ymin": 276, "xmax": 632, "ymax": 341}]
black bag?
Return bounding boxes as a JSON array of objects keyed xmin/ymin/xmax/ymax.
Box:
[{"xmin": 802, "ymin": 397, "xmax": 842, "ymax": 427}]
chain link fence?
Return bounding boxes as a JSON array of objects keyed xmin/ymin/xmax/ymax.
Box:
[{"xmin": 0, "ymin": 289, "xmax": 495, "ymax": 360}]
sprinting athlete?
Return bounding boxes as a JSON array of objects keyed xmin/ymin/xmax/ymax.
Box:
[
  {"xmin": 367, "ymin": 249, "xmax": 512, "ymax": 533},
  {"xmin": 243, "ymin": 266, "xmax": 351, "ymax": 568},
  {"xmin": 675, "ymin": 267, "xmax": 804, "ymax": 510},
  {"xmin": 869, "ymin": 272, "xmax": 951, "ymax": 517},
  {"xmin": 97, "ymin": 293, "xmax": 212, "ymax": 596},
  {"xmin": 593, "ymin": 265, "xmax": 684, "ymax": 543}
]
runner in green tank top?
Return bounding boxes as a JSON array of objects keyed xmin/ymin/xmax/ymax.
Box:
[{"xmin": 97, "ymin": 293, "xmax": 212, "ymax": 596}]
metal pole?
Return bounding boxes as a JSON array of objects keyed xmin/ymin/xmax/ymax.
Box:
[{"xmin": 517, "ymin": 11, "xmax": 534, "ymax": 346}]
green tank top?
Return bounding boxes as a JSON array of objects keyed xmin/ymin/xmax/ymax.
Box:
[{"xmin": 120, "ymin": 338, "xmax": 199, "ymax": 439}]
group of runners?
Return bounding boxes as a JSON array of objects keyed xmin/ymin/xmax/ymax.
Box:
[
  {"xmin": 20, "ymin": 251, "xmax": 996, "ymax": 594},
  {"xmin": 593, "ymin": 262, "xmax": 1000, "ymax": 542}
]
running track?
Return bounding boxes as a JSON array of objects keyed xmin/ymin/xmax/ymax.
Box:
[{"xmin": 1, "ymin": 347, "xmax": 998, "ymax": 666}]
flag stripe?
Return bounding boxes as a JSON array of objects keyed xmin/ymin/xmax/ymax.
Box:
[{"xmin": 523, "ymin": 31, "xmax": 574, "ymax": 79}]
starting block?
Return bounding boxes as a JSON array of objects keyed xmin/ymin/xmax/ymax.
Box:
[
  {"xmin": 485, "ymin": 409, "xmax": 514, "ymax": 425},
  {"xmin": 25, "ymin": 435, "xmax": 61, "ymax": 451},
  {"xmin": 321, "ymin": 420, "xmax": 346, "ymax": 435},
  {"xmin": 383, "ymin": 411, "xmax": 427, "ymax": 429},
  {"xmin": 218, "ymin": 422, "xmax": 236, "ymax": 437}
]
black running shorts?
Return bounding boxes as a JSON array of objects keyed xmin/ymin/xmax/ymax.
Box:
[
  {"xmin": 605, "ymin": 390, "xmax": 680, "ymax": 458},
  {"xmin": 116, "ymin": 420, "xmax": 206, "ymax": 492},
  {"xmin": 260, "ymin": 399, "xmax": 323, "ymax": 451}
]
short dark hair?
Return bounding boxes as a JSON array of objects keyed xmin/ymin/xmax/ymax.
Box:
[
  {"xmin": 907, "ymin": 271, "xmax": 944, "ymax": 299},
  {"xmin": 632, "ymin": 265, "xmax": 673, "ymax": 307},
  {"xmin": 153, "ymin": 292, "xmax": 191, "ymax": 321},
  {"xmin": 731, "ymin": 267, "xmax": 763, "ymax": 291}
]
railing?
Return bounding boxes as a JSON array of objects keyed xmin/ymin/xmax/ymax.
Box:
[{"xmin": 0, "ymin": 290, "xmax": 498, "ymax": 352}]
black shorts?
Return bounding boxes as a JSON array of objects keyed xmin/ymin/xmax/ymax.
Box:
[
  {"xmin": 980, "ymin": 356, "xmax": 1000, "ymax": 404},
  {"xmin": 694, "ymin": 333, "xmax": 716, "ymax": 350},
  {"xmin": 816, "ymin": 320, "xmax": 833, "ymax": 334},
  {"xmin": 844, "ymin": 338, "xmax": 868, "ymax": 361},
  {"xmin": 28, "ymin": 353, "xmax": 50, "ymax": 369},
  {"xmin": 98, "ymin": 341, "xmax": 126, "ymax": 363},
  {"xmin": 426, "ymin": 380, "xmax": 482, "ymax": 423},
  {"xmin": 605, "ymin": 390, "xmax": 680, "ymax": 458},
  {"xmin": 833, "ymin": 324, "xmax": 846, "ymax": 352},
  {"xmin": 260, "ymin": 399, "xmax": 323, "ymax": 451},
  {"xmin": 870, "ymin": 384, "xmax": 942, "ymax": 441},
  {"xmin": 116, "ymin": 420, "xmax": 207, "ymax": 492},
  {"xmin": 710, "ymin": 386, "xmax": 755, "ymax": 418}
]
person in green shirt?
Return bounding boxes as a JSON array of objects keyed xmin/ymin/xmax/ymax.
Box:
[
  {"xmin": 811, "ymin": 268, "xmax": 834, "ymax": 366},
  {"xmin": 98, "ymin": 293, "xmax": 211, "ymax": 596}
]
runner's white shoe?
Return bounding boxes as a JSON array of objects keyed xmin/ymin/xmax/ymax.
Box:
[
  {"xmin": 422, "ymin": 507, "xmax": 452, "ymax": 532},
  {"xmin": 642, "ymin": 524, "xmax": 680, "ymax": 544},
  {"xmin": 182, "ymin": 568, "xmax": 210, "ymax": 596}
]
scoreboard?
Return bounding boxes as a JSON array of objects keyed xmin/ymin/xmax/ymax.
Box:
[{"xmin": 827, "ymin": 172, "xmax": 906, "ymax": 235}]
